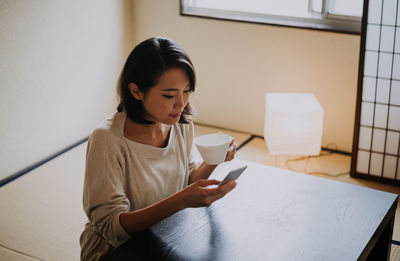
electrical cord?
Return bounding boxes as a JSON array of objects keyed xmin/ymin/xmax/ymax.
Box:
[{"xmin": 285, "ymin": 143, "xmax": 350, "ymax": 178}]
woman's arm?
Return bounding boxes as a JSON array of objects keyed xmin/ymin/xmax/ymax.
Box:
[
  {"xmin": 119, "ymin": 189, "xmax": 184, "ymax": 233},
  {"xmin": 188, "ymin": 162, "xmax": 218, "ymax": 184},
  {"xmin": 119, "ymin": 179, "xmax": 236, "ymax": 234}
]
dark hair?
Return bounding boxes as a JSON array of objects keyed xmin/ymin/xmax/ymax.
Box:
[{"xmin": 117, "ymin": 37, "xmax": 196, "ymax": 124}]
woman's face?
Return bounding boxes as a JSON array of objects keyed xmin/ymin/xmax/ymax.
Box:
[{"xmin": 140, "ymin": 67, "xmax": 192, "ymax": 125}]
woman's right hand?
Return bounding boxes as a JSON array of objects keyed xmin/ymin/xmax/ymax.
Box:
[{"xmin": 178, "ymin": 179, "xmax": 237, "ymax": 208}]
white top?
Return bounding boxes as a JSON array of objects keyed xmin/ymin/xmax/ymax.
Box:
[{"xmin": 80, "ymin": 112, "xmax": 198, "ymax": 261}]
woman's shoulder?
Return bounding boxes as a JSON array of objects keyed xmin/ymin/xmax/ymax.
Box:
[
  {"xmin": 175, "ymin": 120, "xmax": 194, "ymax": 138},
  {"xmin": 89, "ymin": 112, "xmax": 125, "ymax": 146}
]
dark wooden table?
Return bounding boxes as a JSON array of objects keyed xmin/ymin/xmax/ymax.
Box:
[{"xmin": 102, "ymin": 160, "xmax": 398, "ymax": 261}]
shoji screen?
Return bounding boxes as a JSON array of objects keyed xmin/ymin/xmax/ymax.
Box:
[{"xmin": 351, "ymin": 0, "xmax": 400, "ymax": 185}]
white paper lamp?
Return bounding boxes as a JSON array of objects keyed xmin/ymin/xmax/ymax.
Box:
[{"xmin": 264, "ymin": 93, "xmax": 324, "ymax": 155}]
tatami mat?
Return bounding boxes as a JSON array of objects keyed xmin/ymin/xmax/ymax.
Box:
[
  {"xmin": 0, "ymin": 142, "xmax": 87, "ymax": 261},
  {"xmin": 391, "ymin": 244, "xmax": 400, "ymax": 261},
  {"xmin": 0, "ymin": 246, "xmax": 39, "ymax": 261},
  {"xmin": 235, "ymin": 137, "xmax": 351, "ymax": 176}
]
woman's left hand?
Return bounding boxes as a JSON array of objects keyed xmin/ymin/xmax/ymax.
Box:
[{"xmin": 224, "ymin": 139, "xmax": 237, "ymax": 162}]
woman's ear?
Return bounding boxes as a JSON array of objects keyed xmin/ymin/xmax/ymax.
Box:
[{"xmin": 128, "ymin": 83, "xmax": 144, "ymax": 100}]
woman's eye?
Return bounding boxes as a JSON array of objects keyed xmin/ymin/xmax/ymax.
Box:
[{"xmin": 162, "ymin": 95, "xmax": 174, "ymax": 99}]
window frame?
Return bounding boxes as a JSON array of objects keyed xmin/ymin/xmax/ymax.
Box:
[{"xmin": 180, "ymin": 0, "xmax": 362, "ymax": 34}]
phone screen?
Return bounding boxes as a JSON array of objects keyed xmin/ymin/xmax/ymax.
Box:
[{"xmin": 219, "ymin": 165, "xmax": 247, "ymax": 186}]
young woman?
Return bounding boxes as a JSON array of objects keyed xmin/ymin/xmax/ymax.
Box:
[{"xmin": 80, "ymin": 37, "xmax": 237, "ymax": 261}]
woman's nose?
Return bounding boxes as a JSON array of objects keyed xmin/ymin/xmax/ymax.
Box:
[{"xmin": 175, "ymin": 95, "xmax": 184, "ymax": 108}]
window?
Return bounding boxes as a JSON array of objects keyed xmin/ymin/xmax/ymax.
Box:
[{"xmin": 181, "ymin": 0, "xmax": 363, "ymax": 34}]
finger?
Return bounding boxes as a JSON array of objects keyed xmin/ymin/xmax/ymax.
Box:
[
  {"xmin": 207, "ymin": 194, "xmax": 225, "ymax": 204},
  {"xmin": 202, "ymin": 185, "xmax": 224, "ymax": 196},
  {"xmin": 204, "ymin": 180, "xmax": 236, "ymax": 195},
  {"xmin": 219, "ymin": 180, "xmax": 237, "ymax": 192},
  {"xmin": 198, "ymin": 179, "xmax": 220, "ymax": 187},
  {"xmin": 232, "ymin": 143, "xmax": 237, "ymax": 151},
  {"xmin": 228, "ymin": 143, "xmax": 237, "ymax": 153},
  {"xmin": 225, "ymin": 145, "xmax": 236, "ymax": 161},
  {"xmin": 207, "ymin": 182, "xmax": 237, "ymax": 201},
  {"xmin": 225, "ymin": 154, "xmax": 233, "ymax": 162},
  {"xmin": 203, "ymin": 182, "xmax": 222, "ymax": 191},
  {"xmin": 231, "ymin": 146, "xmax": 237, "ymax": 157}
]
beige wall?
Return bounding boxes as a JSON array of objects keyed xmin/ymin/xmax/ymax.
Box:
[
  {"xmin": 0, "ymin": 0, "xmax": 360, "ymax": 181},
  {"xmin": 132, "ymin": 0, "xmax": 360, "ymax": 153},
  {"xmin": 0, "ymin": 0, "xmax": 134, "ymax": 181}
]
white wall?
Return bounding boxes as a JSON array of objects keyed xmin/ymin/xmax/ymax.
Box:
[
  {"xmin": 132, "ymin": 0, "xmax": 360, "ymax": 153},
  {"xmin": 0, "ymin": 0, "xmax": 134, "ymax": 181}
]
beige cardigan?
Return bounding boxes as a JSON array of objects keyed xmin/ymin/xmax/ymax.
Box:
[{"xmin": 80, "ymin": 112, "xmax": 198, "ymax": 261}]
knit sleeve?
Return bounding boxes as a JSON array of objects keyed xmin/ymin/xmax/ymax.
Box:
[{"xmin": 82, "ymin": 128, "xmax": 131, "ymax": 248}]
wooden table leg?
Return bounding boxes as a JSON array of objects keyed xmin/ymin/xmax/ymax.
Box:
[{"xmin": 366, "ymin": 213, "xmax": 395, "ymax": 261}]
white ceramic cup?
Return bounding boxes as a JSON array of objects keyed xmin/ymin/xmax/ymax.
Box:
[{"xmin": 194, "ymin": 133, "xmax": 233, "ymax": 165}]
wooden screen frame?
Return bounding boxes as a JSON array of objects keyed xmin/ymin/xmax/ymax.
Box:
[{"xmin": 351, "ymin": 0, "xmax": 400, "ymax": 186}]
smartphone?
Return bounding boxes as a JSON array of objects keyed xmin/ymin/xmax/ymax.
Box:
[{"xmin": 219, "ymin": 165, "xmax": 248, "ymax": 186}]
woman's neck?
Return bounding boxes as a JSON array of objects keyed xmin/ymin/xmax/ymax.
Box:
[{"xmin": 124, "ymin": 116, "xmax": 171, "ymax": 148}]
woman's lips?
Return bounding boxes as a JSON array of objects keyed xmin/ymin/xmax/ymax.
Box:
[{"xmin": 169, "ymin": 113, "xmax": 180, "ymax": 118}]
